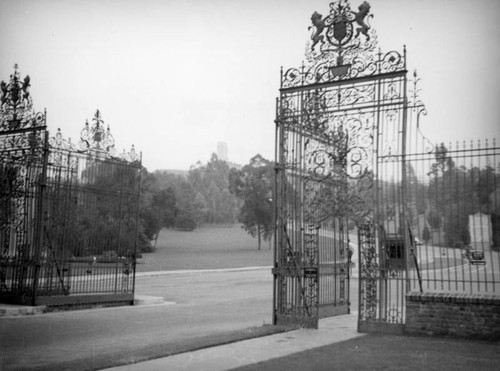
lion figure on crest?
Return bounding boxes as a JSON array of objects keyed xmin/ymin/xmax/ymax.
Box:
[
  {"xmin": 353, "ymin": 1, "xmax": 372, "ymax": 40},
  {"xmin": 309, "ymin": 11, "xmax": 325, "ymax": 50}
]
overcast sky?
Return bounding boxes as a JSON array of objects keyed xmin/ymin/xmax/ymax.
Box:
[{"xmin": 1, "ymin": 0, "xmax": 499, "ymax": 171}]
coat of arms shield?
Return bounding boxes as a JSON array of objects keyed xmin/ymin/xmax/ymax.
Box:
[{"xmin": 333, "ymin": 17, "xmax": 347, "ymax": 42}]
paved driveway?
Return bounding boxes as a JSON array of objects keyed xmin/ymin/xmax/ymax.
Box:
[{"xmin": 0, "ymin": 268, "xmax": 275, "ymax": 370}]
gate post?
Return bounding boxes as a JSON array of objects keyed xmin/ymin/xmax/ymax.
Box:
[{"xmin": 358, "ymin": 221, "xmax": 378, "ymax": 325}]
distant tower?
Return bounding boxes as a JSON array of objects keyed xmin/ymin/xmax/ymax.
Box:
[{"xmin": 217, "ymin": 141, "xmax": 228, "ymax": 161}]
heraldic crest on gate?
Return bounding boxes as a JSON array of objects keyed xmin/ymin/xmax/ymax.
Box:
[{"xmin": 274, "ymin": 0, "xmax": 412, "ymax": 329}]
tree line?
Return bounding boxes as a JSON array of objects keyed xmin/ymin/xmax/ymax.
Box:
[
  {"xmin": 402, "ymin": 143, "xmax": 500, "ymax": 248},
  {"xmin": 138, "ymin": 153, "xmax": 274, "ymax": 252},
  {"xmin": 138, "ymin": 142, "xmax": 500, "ymax": 253}
]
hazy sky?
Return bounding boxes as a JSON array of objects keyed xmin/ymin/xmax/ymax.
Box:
[{"xmin": 1, "ymin": 0, "xmax": 499, "ymax": 171}]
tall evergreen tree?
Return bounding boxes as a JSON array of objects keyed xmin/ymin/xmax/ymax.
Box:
[{"xmin": 229, "ymin": 154, "xmax": 273, "ymax": 250}]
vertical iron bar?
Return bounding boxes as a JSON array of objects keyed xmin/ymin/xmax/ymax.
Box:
[
  {"xmin": 132, "ymin": 157, "xmax": 142, "ymax": 298},
  {"xmin": 374, "ymin": 48, "xmax": 383, "ymax": 323},
  {"xmin": 401, "ymin": 66, "xmax": 411, "ymax": 296},
  {"xmin": 32, "ymin": 129, "xmax": 49, "ymax": 305},
  {"xmin": 273, "ymin": 96, "xmax": 279, "ymax": 325},
  {"xmin": 490, "ymin": 138, "xmax": 497, "ymax": 292}
]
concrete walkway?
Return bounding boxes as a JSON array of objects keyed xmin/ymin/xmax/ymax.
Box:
[{"xmin": 104, "ymin": 313, "xmax": 362, "ymax": 371}]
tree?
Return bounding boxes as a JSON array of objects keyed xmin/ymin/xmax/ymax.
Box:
[
  {"xmin": 188, "ymin": 153, "xmax": 239, "ymax": 225},
  {"xmin": 422, "ymin": 225, "xmax": 431, "ymax": 244},
  {"xmin": 173, "ymin": 177, "xmax": 198, "ymax": 230},
  {"xmin": 152, "ymin": 187, "xmax": 178, "ymax": 229},
  {"xmin": 142, "ymin": 186, "xmax": 178, "ymax": 247},
  {"xmin": 426, "ymin": 143, "xmax": 500, "ymax": 248},
  {"xmin": 193, "ymin": 192, "xmax": 208, "ymax": 227},
  {"xmin": 229, "ymin": 154, "xmax": 274, "ymax": 250},
  {"xmin": 429, "ymin": 143, "xmax": 455, "ymax": 177},
  {"xmin": 443, "ymin": 206, "xmax": 470, "ymax": 247},
  {"xmin": 427, "ymin": 208, "xmax": 442, "ymax": 231},
  {"xmin": 152, "ymin": 170, "xmax": 199, "ymax": 231}
]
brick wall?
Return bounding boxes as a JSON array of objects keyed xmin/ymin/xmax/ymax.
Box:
[{"xmin": 405, "ymin": 292, "xmax": 500, "ymax": 340}]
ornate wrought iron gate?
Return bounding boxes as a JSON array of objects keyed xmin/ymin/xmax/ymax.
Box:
[
  {"xmin": 1, "ymin": 66, "xmax": 141, "ymax": 307},
  {"xmin": 273, "ymin": 0, "xmax": 412, "ymax": 330}
]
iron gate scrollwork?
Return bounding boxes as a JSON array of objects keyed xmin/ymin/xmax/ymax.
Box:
[
  {"xmin": 0, "ymin": 65, "xmax": 48, "ymax": 304},
  {"xmin": 274, "ymin": 0, "xmax": 411, "ymax": 330},
  {"xmin": 0, "ymin": 66, "xmax": 142, "ymax": 307}
]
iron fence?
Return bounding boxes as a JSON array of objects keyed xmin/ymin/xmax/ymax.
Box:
[
  {"xmin": 273, "ymin": 0, "xmax": 499, "ymax": 332},
  {"xmin": 404, "ymin": 139, "xmax": 500, "ymax": 295},
  {"xmin": 369, "ymin": 118, "xmax": 500, "ymax": 328},
  {"xmin": 0, "ymin": 67, "xmax": 141, "ymax": 306}
]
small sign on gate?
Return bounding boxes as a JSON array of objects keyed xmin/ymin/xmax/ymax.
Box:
[{"xmin": 303, "ymin": 267, "xmax": 318, "ymax": 278}]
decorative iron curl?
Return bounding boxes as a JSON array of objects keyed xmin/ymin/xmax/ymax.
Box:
[
  {"xmin": 346, "ymin": 146, "xmax": 369, "ymax": 178},
  {"xmin": 0, "ymin": 130, "xmax": 45, "ymax": 162},
  {"xmin": 308, "ymin": 148, "xmax": 331, "ymax": 179},
  {"xmin": 408, "ymin": 70, "xmax": 433, "ymax": 154},
  {"xmin": 350, "ymin": 57, "xmax": 377, "ymax": 79},
  {"xmin": 379, "ymin": 50, "xmax": 404, "ymax": 73},
  {"xmin": 282, "ymin": 67, "xmax": 303, "ymax": 88},
  {"xmin": 279, "ymin": 96, "xmax": 299, "ymax": 123},
  {"xmin": 344, "ymin": 114, "xmax": 373, "ymax": 178}
]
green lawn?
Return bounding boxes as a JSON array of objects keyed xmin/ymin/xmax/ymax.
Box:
[{"xmin": 136, "ymin": 224, "xmax": 273, "ymax": 272}]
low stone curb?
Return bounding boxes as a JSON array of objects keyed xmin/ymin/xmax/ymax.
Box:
[
  {"xmin": 0, "ymin": 304, "xmax": 47, "ymax": 317},
  {"xmin": 0, "ymin": 295, "xmax": 171, "ymax": 317},
  {"xmin": 133, "ymin": 295, "xmax": 170, "ymax": 306}
]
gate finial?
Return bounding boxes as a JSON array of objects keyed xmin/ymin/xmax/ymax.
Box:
[
  {"xmin": 0, "ymin": 65, "xmax": 45, "ymax": 131},
  {"xmin": 78, "ymin": 109, "xmax": 115, "ymax": 156}
]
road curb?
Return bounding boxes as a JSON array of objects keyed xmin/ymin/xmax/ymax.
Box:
[
  {"xmin": 135, "ymin": 266, "xmax": 361, "ymax": 279},
  {"xmin": 0, "ymin": 304, "xmax": 47, "ymax": 317},
  {"xmin": 133, "ymin": 295, "xmax": 167, "ymax": 306},
  {"xmin": 0, "ymin": 295, "xmax": 173, "ymax": 317},
  {"xmin": 135, "ymin": 266, "xmax": 273, "ymax": 277}
]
